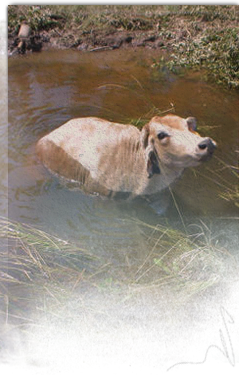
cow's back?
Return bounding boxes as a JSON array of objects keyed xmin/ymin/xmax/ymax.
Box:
[{"xmin": 36, "ymin": 117, "xmax": 142, "ymax": 195}]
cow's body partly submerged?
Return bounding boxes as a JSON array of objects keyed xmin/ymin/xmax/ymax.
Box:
[{"xmin": 36, "ymin": 115, "xmax": 216, "ymax": 198}]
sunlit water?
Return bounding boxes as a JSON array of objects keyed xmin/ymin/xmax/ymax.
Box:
[{"xmin": 3, "ymin": 47, "xmax": 239, "ymax": 373}]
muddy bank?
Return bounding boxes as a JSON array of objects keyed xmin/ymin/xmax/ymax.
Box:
[
  {"xmin": 8, "ymin": 5, "xmax": 238, "ymax": 54},
  {"xmin": 7, "ymin": 5, "xmax": 176, "ymax": 54},
  {"xmin": 8, "ymin": 25, "xmax": 170, "ymax": 55}
]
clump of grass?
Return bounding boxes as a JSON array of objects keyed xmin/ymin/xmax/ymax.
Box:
[
  {"xmin": 8, "ymin": 5, "xmax": 64, "ymax": 33},
  {"xmin": 128, "ymin": 218, "xmax": 236, "ymax": 301},
  {"xmin": 220, "ymin": 188, "xmax": 239, "ymax": 208},
  {"xmin": 0, "ymin": 218, "xmax": 236, "ymax": 371},
  {"xmin": 129, "ymin": 103, "xmax": 175, "ymax": 129},
  {"xmin": 151, "ymin": 5, "xmax": 239, "ymax": 90},
  {"xmin": 217, "ymin": 156, "xmax": 239, "ymax": 207},
  {"xmin": 98, "ymin": 76, "xmax": 175, "ymax": 128},
  {"xmin": 0, "ymin": 218, "xmax": 147, "ymax": 371},
  {"xmin": 210, "ymin": 155, "xmax": 239, "ymax": 207},
  {"xmin": 185, "ymin": 152, "xmax": 239, "ymax": 209}
]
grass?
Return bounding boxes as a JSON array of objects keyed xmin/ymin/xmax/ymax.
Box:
[
  {"xmin": 177, "ymin": 150, "xmax": 239, "ymax": 209},
  {"xmin": 97, "ymin": 78, "xmax": 175, "ymax": 128},
  {"xmin": 152, "ymin": 27, "xmax": 239, "ymax": 89},
  {"xmin": 0, "ymin": 218, "xmax": 237, "ymax": 372},
  {"xmin": 0, "ymin": 218, "xmax": 147, "ymax": 371},
  {"xmin": 7, "ymin": 5, "xmax": 173, "ymax": 33},
  {"xmin": 218, "ymin": 156, "xmax": 239, "ymax": 208},
  {"xmin": 150, "ymin": 5, "xmax": 239, "ymax": 89},
  {"xmin": 102, "ymin": 223, "xmax": 237, "ymax": 309},
  {"xmin": 220, "ymin": 188, "xmax": 239, "ymax": 208},
  {"xmin": 212, "ymin": 155, "xmax": 239, "ymax": 208}
]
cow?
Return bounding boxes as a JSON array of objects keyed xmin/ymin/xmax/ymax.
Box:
[{"xmin": 36, "ymin": 114, "xmax": 216, "ymax": 201}]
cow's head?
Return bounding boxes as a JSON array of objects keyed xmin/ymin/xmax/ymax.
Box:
[{"xmin": 141, "ymin": 115, "xmax": 216, "ymax": 178}]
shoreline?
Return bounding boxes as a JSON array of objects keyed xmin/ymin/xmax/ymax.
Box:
[
  {"xmin": 8, "ymin": 26, "xmax": 174, "ymax": 55},
  {"xmin": 8, "ymin": 5, "xmax": 239, "ymax": 89}
]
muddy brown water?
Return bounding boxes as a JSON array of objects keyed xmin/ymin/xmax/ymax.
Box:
[{"xmin": 5, "ymin": 49, "xmax": 239, "ymax": 372}]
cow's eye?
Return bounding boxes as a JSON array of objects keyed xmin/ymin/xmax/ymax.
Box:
[{"xmin": 157, "ymin": 132, "xmax": 169, "ymax": 140}]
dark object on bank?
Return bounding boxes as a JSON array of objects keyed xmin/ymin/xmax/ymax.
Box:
[{"xmin": 16, "ymin": 21, "xmax": 42, "ymax": 54}]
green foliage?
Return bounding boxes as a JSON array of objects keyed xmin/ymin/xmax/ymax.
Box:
[{"xmin": 154, "ymin": 5, "xmax": 239, "ymax": 89}]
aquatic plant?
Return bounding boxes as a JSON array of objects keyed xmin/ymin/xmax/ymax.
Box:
[
  {"xmin": 191, "ymin": 151, "xmax": 238, "ymax": 208},
  {"xmin": 220, "ymin": 188, "xmax": 239, "ymax": 208},
  {"xmin": 0, "ymin": 218, "xmax": 237, "ymax": 372},
  {"xmin": 0, "ymin": 218, "xmax": 148, "ymax": 371},
  {"xmin": 216, "ymin": 155, "xmax": 239, "ymax": 207},
  {"xmin": 127, "ymin": 218, "xmax": 236, "ymax": 302}
]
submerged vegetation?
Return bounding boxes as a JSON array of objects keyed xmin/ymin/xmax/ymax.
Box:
[
  {"xmin": 0, "ymin": 219, "xmax": 147, "ymax": 371},
  {"xmin": 0, "ymin": 218, "xmax": 236, "ymax": 371},
  {"xmin": 217, "ymin": 155, "xmax": 239, "ymax": 208},
  {"xmin": 130, "ymin": 218, "xmax": 237, "ymax": 300},
  {"xmin": 8, "ymin": 5, "xmax": 239, "ymax": 89},
  {"xmin": 220, "ymin": 188, "xmax": 239, "ymax": 207}
]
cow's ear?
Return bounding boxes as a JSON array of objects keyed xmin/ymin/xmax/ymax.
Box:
[{"xmin": 186, "ymin": 117, "xmax": 197, "ymax": 132}]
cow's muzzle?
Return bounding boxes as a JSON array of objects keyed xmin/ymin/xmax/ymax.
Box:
[{"xmin": 197, "ymin": 137, "xmax": 217, "ymax": 161}]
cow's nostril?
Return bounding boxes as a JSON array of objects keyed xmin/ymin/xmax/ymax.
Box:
[
  {"xmin": 198, "ymin": 138, "xmax": 213, "ymax": 151},
  {"xmin": 198, "ymin": 143, "xmax": 208, "ymax": 150}
]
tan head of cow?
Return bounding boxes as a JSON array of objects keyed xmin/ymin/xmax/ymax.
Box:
[{"xmin": 141, "ymin": 115, "xmax": 217, "ymax": 178}]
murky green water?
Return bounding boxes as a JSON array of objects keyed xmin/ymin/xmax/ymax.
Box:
[{"xmin": 5, "ymin": 49, "xmax": 239, "ymax": 373}]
